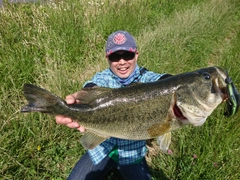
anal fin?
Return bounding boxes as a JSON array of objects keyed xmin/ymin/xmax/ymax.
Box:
[{"xmin": 80, "ymin": 132, "xmax": 108, "ymax": 150}]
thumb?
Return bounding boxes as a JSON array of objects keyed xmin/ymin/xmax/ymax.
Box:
[{"xmin": 65, "ymin": 95, "xmax": 76, "ymax": 104}]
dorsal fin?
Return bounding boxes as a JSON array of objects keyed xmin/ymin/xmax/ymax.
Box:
[{"xmin": 75, "ymin": 87, "xmax": 112, "ymax": 104}]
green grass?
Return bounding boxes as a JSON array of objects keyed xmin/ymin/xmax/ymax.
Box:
[{"xmin": 1, "ymin": 0, "xmax": 240, "ymax": 179}]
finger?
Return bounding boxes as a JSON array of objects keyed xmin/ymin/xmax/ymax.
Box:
[
  {"xmin": 77, "ymin": 126, "xmax": 85, "ymax": 133},
  {"xmin": 66, "ymin": 121, "xmax": 81, "ymax": 129},
  {"xmin": 56, "ymin": 117, "xmax": 72, "ymax": 124}
]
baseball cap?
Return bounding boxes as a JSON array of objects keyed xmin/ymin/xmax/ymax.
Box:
[{"xmin": 105, "ymin": 30, "xmax": 137, "ymax": 56}]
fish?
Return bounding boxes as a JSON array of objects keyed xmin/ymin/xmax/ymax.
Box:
[{"xmin": 21, "ymin": 66, "xmax": 230, "ymax": 151}]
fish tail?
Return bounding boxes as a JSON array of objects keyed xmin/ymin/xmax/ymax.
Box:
[{"xmin": 21, "ymin": 84, "xmax": 65, "ymax": 114}]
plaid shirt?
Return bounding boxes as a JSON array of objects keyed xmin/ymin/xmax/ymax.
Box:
[{"xmin": 83, "ymin": 66, "xmax": 164, "ymax": 165}]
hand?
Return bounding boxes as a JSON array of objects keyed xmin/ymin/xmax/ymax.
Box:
[{"xmin": 55, "ymin": 93, "xmax": 85, "ymax": 132}]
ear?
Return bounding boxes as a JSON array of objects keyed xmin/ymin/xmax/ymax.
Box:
[{"xmin": 135, "ymin": 51, "xmax": 139, "ymax": 61}]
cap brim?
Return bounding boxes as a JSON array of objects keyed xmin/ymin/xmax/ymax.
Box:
[{"xmin": 106, "ymin": 47, "xmax": 137, "ymax": 55}]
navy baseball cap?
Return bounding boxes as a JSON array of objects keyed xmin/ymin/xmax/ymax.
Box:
[{"xmin": 106, "ymin": 30, "xmax": 137, "ymax": 56}]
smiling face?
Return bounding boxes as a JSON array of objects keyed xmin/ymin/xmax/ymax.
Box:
[{"xmin": 107, "ymin": 50, "xmax": 139, "ymax": 78}]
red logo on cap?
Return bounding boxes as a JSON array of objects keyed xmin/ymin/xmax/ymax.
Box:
[{"xmin": 113, "ymin": 33, "xmax": 126, "ymax": 45}]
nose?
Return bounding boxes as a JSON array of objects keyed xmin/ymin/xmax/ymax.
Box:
[{"xmin": 119, "ymin": 59, "xmax": 126, "ymax": 64}]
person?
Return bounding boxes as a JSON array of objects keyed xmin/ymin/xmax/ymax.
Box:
[{"xmin": 55, "ymin": 30, "xmax": 171, "ymax": 180}]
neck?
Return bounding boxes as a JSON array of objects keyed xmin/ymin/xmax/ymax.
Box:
[{"xmin": 116, "ymin": 66, "xmax": 139, "ymax": 85}]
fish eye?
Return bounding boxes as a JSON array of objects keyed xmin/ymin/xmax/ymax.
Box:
[{"xmin": 202, "ymin": 72, "xmax": 211, "ymax": 80}]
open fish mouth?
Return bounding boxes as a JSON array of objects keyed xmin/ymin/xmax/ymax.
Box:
[{"xmin": 213, "ymin": 77, "xmax": 228, "ymax": 102}]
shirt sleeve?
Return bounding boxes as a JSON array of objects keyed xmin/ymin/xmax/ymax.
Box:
[
  {"xmin": 140, "ymin": 70, "xmax": 165, "ymax": 83},
  {"xmin": 83, "ymin": 69, "xmax": 111, "ymax": 87}
]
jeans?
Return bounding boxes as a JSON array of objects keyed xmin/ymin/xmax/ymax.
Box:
[{"xmin": 67, "ymin": 152, "xmax": 151, "ymax": 180}]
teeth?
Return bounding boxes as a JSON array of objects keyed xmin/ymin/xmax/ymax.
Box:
[{"xmin": 119, "ymin": 68, "xmax": 128, "ymax": 71}]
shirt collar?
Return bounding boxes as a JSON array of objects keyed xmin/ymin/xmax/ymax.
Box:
[{"xmin": 110, "ymin": 65, "xmax": 140, "ymax": 85}]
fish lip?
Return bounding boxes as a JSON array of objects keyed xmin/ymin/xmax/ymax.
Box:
[{"xmin": 214, "ymin": 67, "xmax": 228, "ymax": 102}]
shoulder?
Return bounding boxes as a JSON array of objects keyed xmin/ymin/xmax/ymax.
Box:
[
  {"xmin": 84, "ymin": 69, "xmax": 118, "ymax": 88},
  {"xmin": 93, "ymin": 69, "xmax": 112, "ymax": 78}
]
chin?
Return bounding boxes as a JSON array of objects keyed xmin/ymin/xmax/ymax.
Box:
[{"xmin": 119, "ymin": 74, "xmax": 130, "ymax": 79}]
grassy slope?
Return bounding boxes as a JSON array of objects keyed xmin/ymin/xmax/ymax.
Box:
[{"xmin": 0, "ymin": 0, "xmax": 240, "ymax": 179}]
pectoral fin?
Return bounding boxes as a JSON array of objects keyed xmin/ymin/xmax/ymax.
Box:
[
  {"xmin": 80, "ymin": 132, "xmax": 109, "ymax": 150},
  {"xmin": 157, "ymin": 132, "xmax": 171, "ymax": 153}
]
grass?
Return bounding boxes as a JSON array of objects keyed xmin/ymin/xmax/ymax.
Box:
[{"xmin": 0, "ymin": 0, "xmax": 240, "ymax": 179}]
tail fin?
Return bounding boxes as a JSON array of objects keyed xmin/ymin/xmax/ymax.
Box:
[{"xmin": 21, "ymin": 84, "xmax": 64, "ymax": 114}]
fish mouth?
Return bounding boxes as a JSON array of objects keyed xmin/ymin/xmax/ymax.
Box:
[
  {"xmin": 214, "ymin": 67, "xmax": 228, "ymax": 101},
  {"xmin": 213, "ymin": 77, "xmax": 228, "ymax": 102}
]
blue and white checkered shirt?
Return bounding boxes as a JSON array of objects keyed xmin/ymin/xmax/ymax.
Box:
[{"xmin": 83, "ymin": 66, "xmax": 164, "ymax": 165}]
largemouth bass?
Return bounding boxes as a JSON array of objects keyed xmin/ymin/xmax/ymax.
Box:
[{"xmin": 21, "ymin": 67, "xmax": 233, "ymax": 151}]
